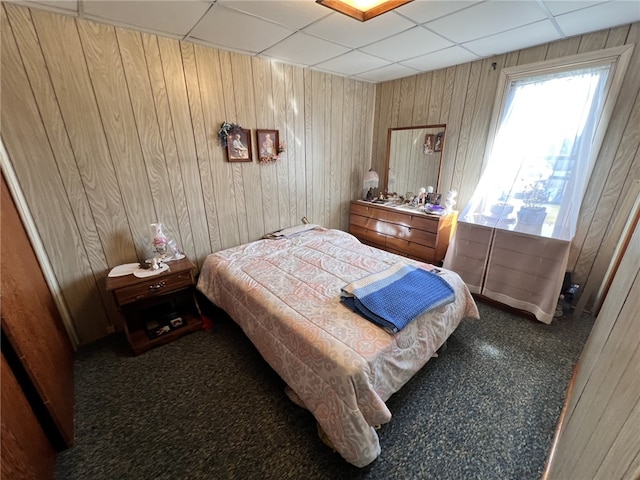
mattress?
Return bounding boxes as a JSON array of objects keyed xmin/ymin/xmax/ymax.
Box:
[{"xmin": 196, "ymin": 227, "xmax": 479, "ymax": 467}]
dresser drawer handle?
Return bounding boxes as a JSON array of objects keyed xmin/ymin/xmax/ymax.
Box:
[{"xmin": 149, "ymin": 281, "xmax": 166, "ymax": 291}]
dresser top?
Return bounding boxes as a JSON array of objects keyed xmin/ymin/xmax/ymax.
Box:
[{"xmin": 352, "ymin": 199, "xmax": 455, "ymax": 220}]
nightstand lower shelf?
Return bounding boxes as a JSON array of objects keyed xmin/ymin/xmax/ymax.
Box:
[{"xmin": 127, "ymin": 311, "xmax": 202, "ymax": 355}]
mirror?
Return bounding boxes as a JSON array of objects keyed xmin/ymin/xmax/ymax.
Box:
[{"xmin": 384, "ymin": 124, "xmax": 446, "ymax": 197}]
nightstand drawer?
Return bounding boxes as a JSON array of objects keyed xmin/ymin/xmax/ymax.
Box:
[{"xmin": 114, "ymin": 272, "xmax": 193, "ymax": 305}]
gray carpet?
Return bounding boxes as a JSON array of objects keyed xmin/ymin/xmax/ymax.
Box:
[{"xmin": 54, "ymin": 299, "xmax": 594, "ymax": 480}]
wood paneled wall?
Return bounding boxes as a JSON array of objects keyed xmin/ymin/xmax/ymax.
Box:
[
  {"xmin": 544, "ymin": 219, "xmax": 640, "ymax": 479},
  {"xmin": 2, "ymin": 1, "xmax": 639, "ymax": 344},
  {"xmin": 372, "ymin": 22, "xmax": 640, "ymax": 310},
  {"xmin": 1, "ymin": 4, "xmax": 375, "ymax": 343}
]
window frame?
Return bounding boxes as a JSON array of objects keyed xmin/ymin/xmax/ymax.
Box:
[{"xmin": 482, "ymin": 44, "xmax": 634, "ymax": 183}]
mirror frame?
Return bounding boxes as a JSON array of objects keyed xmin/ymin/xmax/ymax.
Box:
[{"xmin": 383, "ymin": 124, "xmax": 446, "ymax": 196}]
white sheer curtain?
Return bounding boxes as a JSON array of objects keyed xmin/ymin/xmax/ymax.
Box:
[{"xmin": 459, "ymin": 65, "xmax": 611, "ymax": 240}]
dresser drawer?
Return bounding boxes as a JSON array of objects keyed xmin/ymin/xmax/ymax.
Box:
[
  {"xmin": 386, "ymin": 237, "xmax": 436, "ymax": 262},
  {"xmin": 114, "ymin": 271, "xmax": 194, "ymax": 305},
  {"xmin": 492, "ymin": 229, "xmax": 569, "ymax": 261},
  {"xmin": 406, "ymin": 227, "xmax": 437, "ymax": 248},
  {"xmin": 352, "ymin": 215, "xmax": 407, "ymax": 238},
  {"xmin": 349, "ymin": 225, "xmax": 386, "ymax": 248},
  {"xmin": 383, "ymin": 210, "xmax": 440, "ymax": 234},
  {"xmin": 382, "ymin": 223, "xmax": 436, "ymax": 248},
  {"xmin": 350, "ymin": 214, "xmax": 387, "ymax": 232},
  {"xmin": 349, "ymin": 214, "xmax": 369, "ymax": 229},
  {"xmin": 405, "ymin": 242, "xmax": 436, "ymax": 263},
  {"xmin": 384, "ymin": 210, "xmax": 412, "ymax": 227},
  {"xmin": 410, "ymin": 215, "xmax": 440, "ymax": 234},
  {"xmin": 350, "ymin": 202, "xmax": 377, "ymax": 218}
]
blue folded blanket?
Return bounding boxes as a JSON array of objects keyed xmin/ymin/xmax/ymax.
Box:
[{"xmin": 341, "ymin": 263, "xmax": 455, "ymax": 334}]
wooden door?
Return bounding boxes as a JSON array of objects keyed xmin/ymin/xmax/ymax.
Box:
[
  {"xmin": 1, "ymin": 354, "xmax": 57, "ymax": 480},
  {"xmin": 1, "ymin": 174, "xmax": 74, "ymax": 448}
]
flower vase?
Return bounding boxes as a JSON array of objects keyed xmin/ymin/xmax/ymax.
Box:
[{"xmin": 150, "ymin": 222, "xmax": 168, "ymax": 258}]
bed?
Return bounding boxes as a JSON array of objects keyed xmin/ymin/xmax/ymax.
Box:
[{"xmin": 196, "ymin": 227, "xmax": 479, "ymax": 467}]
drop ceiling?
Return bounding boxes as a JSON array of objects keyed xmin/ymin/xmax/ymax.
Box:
[{"xmin": 13, "ymin": 0, "xmax": 640, "ymax": 83}]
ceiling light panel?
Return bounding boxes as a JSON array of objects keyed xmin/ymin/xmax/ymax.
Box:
[
  {"xmin": 316, "ymin": 0, "xmax": 413, "ymax": 22},
  {"xmin": 303, "ymin": 9, "xmax": 415, "ymax": 48}
]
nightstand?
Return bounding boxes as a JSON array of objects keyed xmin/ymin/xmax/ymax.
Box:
[{"xmin": 106, "ymin": 257, "xmax": 202, "ymax": 355}]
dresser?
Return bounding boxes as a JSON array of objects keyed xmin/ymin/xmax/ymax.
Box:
[
  {"xmin": 444, "ymin": 220, "xmax": 570, "ymax": 324},
  {"xmin": 348, "ymin": 200, "xmax": 458, "ymax": 265}
]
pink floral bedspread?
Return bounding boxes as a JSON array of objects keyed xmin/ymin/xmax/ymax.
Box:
[{"xmin": 196, "ymin": 228, "xmax": 479, "ymax": 467}]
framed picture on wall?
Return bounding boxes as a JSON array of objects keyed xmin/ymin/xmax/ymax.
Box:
[
  {"xmin": 423, "ymin": 134, "xmax": 435, "ymax": 154},
  {"xmin": 227, "ymin": 128, "xmax": 252, "ymax": 162},
  {"xmin": 257, "ymin": 129, "xmax": 279, "ymax": 162},
  {"xmin": 434, "ymin": 132, "xmax": 444, "ymax": 152}
]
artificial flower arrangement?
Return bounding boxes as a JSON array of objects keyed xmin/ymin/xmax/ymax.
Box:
[
  {"xmin": 259, "ymin": 141, "xmax": 286, "ymax": 164},
  {"xmin": 217, "ymin": 122, "xmax": 242, "ymax": 147}
]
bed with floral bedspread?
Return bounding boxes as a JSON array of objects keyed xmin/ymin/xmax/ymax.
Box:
[{"xmin": 196, "ymin": 227, "xmax": 479, "ymax": 467}]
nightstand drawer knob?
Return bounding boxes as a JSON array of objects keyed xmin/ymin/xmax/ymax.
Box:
[{"xmin": 149, "ymin": 281, "xmax": 166, "ymax": 291}]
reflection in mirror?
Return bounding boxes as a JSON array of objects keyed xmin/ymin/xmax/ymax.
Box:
[{"xmin": 384, "ymin": 124, "xmax": 446, "ymax": 198}]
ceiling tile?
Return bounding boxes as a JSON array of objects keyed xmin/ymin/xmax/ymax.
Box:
[
  {"xmin": 261, "ymin": 32, "xmax": 351, "ymax": 66},
  {"xmin": 360, "ymin": 26, "xmax": 454, "ymax": 62},
  {"xmin": 15, "ymin": 0, "xmax": 639, "ymax": 83},
  {"xmin": 219, "ymin": 0, "xmax": 330, "ymax": 29},
  {"xmin": 303, "ymin": 10, "xmax": 415, "ymax": 48},
  {"xmin": 395, "ymin": 0, "xmax": 482, "ymax": 24},
  {"xmin": 189, "ymin": 5, "xmax": 293, "ymax": 54},
  {"xmin": 82, "ymin": 0, "xmax": 211, "ymax": 37},
  {"xmin": 354, "ymin": 63, "xmax": 420, "ymax": 83},
  {"xmin": 427, "ymin": 0, "xmax": 548, "ymax": 43},
  {"xmin": 31, "ymin": 0, "xmax": 78, "ymax": 12},
  {"xmin": 401, "ymin": 46, "xmax": 480, "ymax": 72},
  {"xmin": 314, "ymin": 50, "xmax": 391, "ymax": 76},
  {"xmin": 541, "ymin": 0, "xmax": 610, "ymax": 16},
  {"xmin": 554, "ymin": 1, "xmax": 640, "ymax": 36},
  {"xmin": 463, "ymin": 20, "xmax": 562, "ymax": 57}
]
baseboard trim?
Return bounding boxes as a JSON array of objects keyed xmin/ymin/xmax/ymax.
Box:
[{"xmin": 541, "ymin": 361, "xmax": 580, "ymax": 480}]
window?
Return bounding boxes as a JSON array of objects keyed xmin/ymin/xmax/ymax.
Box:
[{"xmin": 460, "ymin": 45, "xmax": 633, "ymax": 240}]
